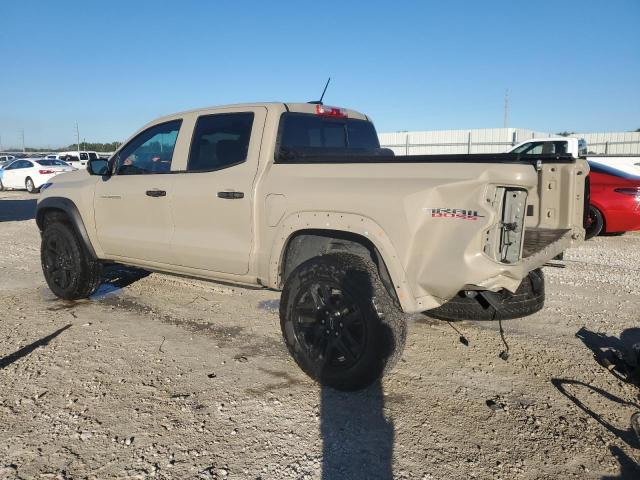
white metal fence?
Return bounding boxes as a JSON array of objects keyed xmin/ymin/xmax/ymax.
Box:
[{"xmin": 379, "ymin": 129, "xmax": 640, "ymax": 155}]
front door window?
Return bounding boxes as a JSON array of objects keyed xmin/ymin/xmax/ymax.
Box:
[{"xmin": 115, "ymin": 120, "xmax": 182, "ymax": 175}]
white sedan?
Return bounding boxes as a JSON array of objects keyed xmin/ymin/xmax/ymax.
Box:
[{"xmin": 0, "ymin": 158, "xmax": 76, "ymax": 193}]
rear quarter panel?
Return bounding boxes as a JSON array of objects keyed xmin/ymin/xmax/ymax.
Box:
[{"xmin": 256, "ymin": 161, "xmax": 539, "ymax": 312}]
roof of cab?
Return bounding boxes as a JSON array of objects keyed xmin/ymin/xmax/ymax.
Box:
[{"xmin": 153, "ymin": 102, "xmax": 370, "ymax": 124}]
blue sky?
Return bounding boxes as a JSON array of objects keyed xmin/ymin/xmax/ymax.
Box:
[{"xmin": 0, "ymin": 0, "xmax": 638, "ymax": 148}]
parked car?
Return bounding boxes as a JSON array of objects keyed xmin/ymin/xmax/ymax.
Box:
[
  {"xmin": 54, "ymin": 151, "xmax": 99, "ymax": 169},
  {"xmin": 0, "ymin": 158, "xmax": 76, "ymax": 193},
  {"xmin": 508, "ymin": 137, "xmax": 640, "ymax": 176},
  {"xmin": 585, "ymin": 161, "xmax": 640, "ymax": 238},
  {"xmin": 36, "ymin": 102, "xmax": 588, "ymax": 390},
  {"xmin": 0, "ymin": 155, "xmax": 16, "ymax": 165}
]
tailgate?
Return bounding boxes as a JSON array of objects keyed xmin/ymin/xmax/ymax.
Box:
[{"xmin": 522, "ymin": 156, "xmax": 590, "ymax": 257}]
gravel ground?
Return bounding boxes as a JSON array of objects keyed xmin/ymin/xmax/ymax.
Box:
[{"xmin": 0, "ymin": 190, "xmax": 639, "ymax": 479}]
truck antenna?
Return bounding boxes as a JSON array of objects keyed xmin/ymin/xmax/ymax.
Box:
[{"xmin": 308, "ymin": 77, "xmax": 331, "ymax": 105}]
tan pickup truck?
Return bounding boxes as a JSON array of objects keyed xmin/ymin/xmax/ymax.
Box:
[{"xmin": 36, "ymin": 102, "xmax": 589, "ymax": 390}]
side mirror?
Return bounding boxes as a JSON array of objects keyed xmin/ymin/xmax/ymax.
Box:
[{"xmin": 87, "ymin": 158, "xmax": 110, "ymax": 176}]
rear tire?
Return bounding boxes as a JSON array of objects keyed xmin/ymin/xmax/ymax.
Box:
[
  {"xmin": 25, "ymin": 177, "xmax": 38, "ymax": 194},
  {"xmin": 41, "ymin": 218, "xmax": 102, "ymax": 300},
  {"xmin": 426, "ymin": 269, "xmax": 545, "ymax": 321},
  {"xmin": 280, "ymin": 253, "xmax": 406, "ymax": 391},
  {"xmin": 0, "ymin": 179, "xmax": 4, "ymax": 191},
  {"xmin": 585, "ymin": 205, "xmax": 604, "ymax": 239}
]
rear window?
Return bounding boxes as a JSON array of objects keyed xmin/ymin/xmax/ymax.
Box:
[{"xmin": 278, "ymin": 113, "xmax": 380, "ymax": 151}]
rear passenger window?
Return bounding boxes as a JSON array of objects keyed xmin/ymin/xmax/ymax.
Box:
[{"xmin": 187, "ymin": 113, "xmax": 254, "ymax": 172}]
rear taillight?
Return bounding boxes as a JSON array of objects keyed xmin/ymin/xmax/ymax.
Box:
[
  {"xmin": 315, "ymin": 104, "xmax": 347, "ymax": 118},
  {"xmin": 614, "ymin": 187, "xmax": 640, "ymax": 197},
  {"xmin": 39, "ymin": 169, "xmax": 55, "ymax": 174}
]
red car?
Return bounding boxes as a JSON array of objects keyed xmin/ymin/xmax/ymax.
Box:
[{"xmin": 586, "ymin": 161, "xmax": 640, "ymax": 239}]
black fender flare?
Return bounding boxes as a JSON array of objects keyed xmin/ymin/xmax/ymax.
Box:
[{"xmin": 36, "ymin": 197, "xmax": 98, "ymax": 259}]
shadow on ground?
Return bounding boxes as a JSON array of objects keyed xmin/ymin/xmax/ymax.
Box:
[
  {"xmin": 0, "ymin": 198, "xmax": 37, "ymax": 222},
  {"xmin": 576, "ymin": 327, "xmax": 640, "ymax": 384},
  {"xmin": 0, "ymin": 324, "xmax": 71, "ymax": 369},
  {"xmin": 90, "ymin": 264, "xmax": 151, "ymax": 299},
  {"xmin": 551, "ymin": 326, "xmax": 640, "ymax": 478},
  {"xmin": 321, "ymin": 380, "xmax": 394, "ymax": 480},
  {"xmin": 602, "ymin": 446, "xmax": 640, "ymax": 480}
]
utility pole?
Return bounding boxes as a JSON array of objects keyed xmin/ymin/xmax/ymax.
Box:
[
  {"xmin": 21, "ymin": 129, "xmax": 26, "ymax": 153},
  {"xmin": 503, "ymin": 89, "xmax": 509, "ymax": 129},
  {"xmin": 75, "ymin": 122, "xmax": 80, "ymax": 157}
]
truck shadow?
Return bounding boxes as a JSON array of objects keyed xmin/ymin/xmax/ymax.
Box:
[
  {"xmin": 0, "ymin": 198, "xmax": 37, "ymax": 222},
  {"xmin": 90, "ymin": 264, "xmax": 151, "ymax": 299},
  {"xmin": 319, "ymin": 263, "xmax": 395, "ymax": 480},
  {"xmin": 0, "ymin": 324, "xmax": 71, "ymax": 369},
  {"xmin": 320, "ymin": 380, "xmax": 394, "ymax": 480}
]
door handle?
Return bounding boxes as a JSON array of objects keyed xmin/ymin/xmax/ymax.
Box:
[
  {"xmin": 217, "ymin": 191, "xmax": 244, "ymax": 199},
  {"xmin": 146, "ymin": 190, "xmax": 166, "ymax": 197}
]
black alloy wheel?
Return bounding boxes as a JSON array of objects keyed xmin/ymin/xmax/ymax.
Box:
[
  {"xmin": 42, "ymin": 229, "xmax": 76, "ymax": 291},
  {"xmin": 291, "ymin": 281, "xmax": 368, "ymax": 374},
  {"xmin": 40, "ymin": 216, "xmax": 102, "ymax": 300},
  {"xmin": 280, "ymin": 253, "xmax": 406, "ymax": 391},
  {"xmin": 585, "ymin": 205, "xmax": 604, "ymax": 239}
]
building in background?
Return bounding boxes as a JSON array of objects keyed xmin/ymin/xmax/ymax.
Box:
[{"xmin": 378, "ymin": 129, "xmax": 640, "ymax": 155}]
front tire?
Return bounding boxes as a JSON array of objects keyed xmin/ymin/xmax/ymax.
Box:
[
  {"xmin": 41, "ymin": 218, "xmax": 102, "ymax": 300},
  {"xmin": 585, "ymin": 205, "xmax": 604, "ymax": 239},
  {"xmin": 0, "ymin": 179, "xmax": 4, "ymax": 191},
  {"xmin": 280, "ymin": 253, "xmax": 406, "ymax": 391},
  {"xmin": 25, "ymin": 177, "xmax": 39, "ymax": 194}
]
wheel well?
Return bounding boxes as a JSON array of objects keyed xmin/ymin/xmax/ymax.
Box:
[
  {"xmin": 279, "ymin": 229, "xmax": 398, "ymax": 302},
  {"xmin": 36, "ymin": 203, "xmax": 97, "ymax": 260},
  {"xmin": 36, "ymin": 207, "xmax": 71, "ymax": 231}
]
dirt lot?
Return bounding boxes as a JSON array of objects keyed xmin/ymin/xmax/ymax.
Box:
[{"xmin": 0, "ymin": 190, "xmax": 639, "ymax": 479}]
